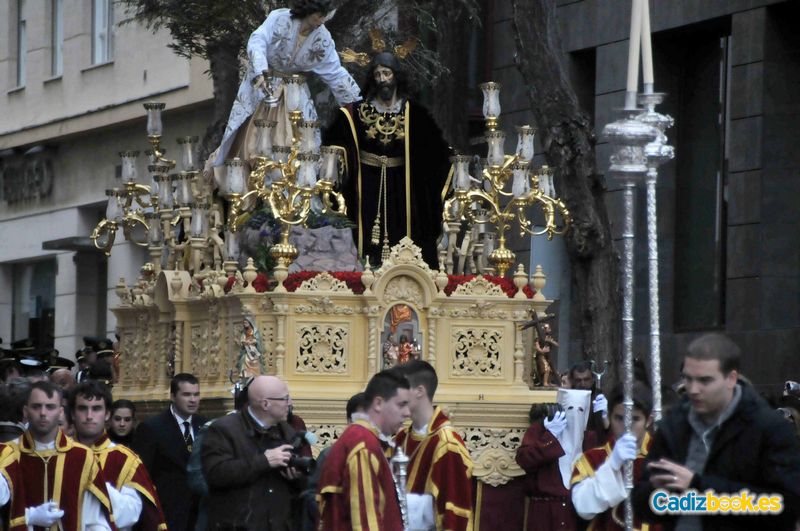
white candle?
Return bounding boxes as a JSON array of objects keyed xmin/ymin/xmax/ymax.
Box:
[
  {"xmin": 626, "ymin": 0, "xmax": 643, "ymax": 96},
  {"xmin": 641, "ymin": 0, "xmax": 654, "ymax": 87}
]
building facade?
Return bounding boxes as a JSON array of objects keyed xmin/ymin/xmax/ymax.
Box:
[
  {"xmin": 490, "ymin": 0, "xmax": 800, "ymax": 395},
  {"xmin": 0, "ymin": 0, "xmax": 213, "ymax": 356}
]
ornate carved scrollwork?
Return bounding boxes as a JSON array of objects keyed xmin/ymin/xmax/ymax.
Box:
[
  {"xmin": 452, "ymin": 328, "xmax": 503, "ymax": 377},
  {"xmin": 461, "ymin": 427, "xmax": 526, "ymax": 487},
  {"xmin": 296, "ymin": 272, "xmax": 354, "ymax": 293},
  {"xmin": 384, "ymin": 276, "xmax": 424, "ymax": 306},
  {"xmin": 296, "ymin": 324, "xmax": 349, "ymax": 373},
  {"xmin": 452, "ymin": 275, "xmax": 506, "ymax": 297}
]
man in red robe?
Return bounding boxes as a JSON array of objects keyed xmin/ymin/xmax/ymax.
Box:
[
  {"xmin": 70, "ymin": 380, "xmax": 167, "ymax": 531},
  {"xmin": 7, "ymin": 380, "xmax": 113, "ymax": 530},
  {"xmin": 317, "ymin": 370, "xmax": 411, "ymax": 530},
  {"xmin": 516, "ymin": 389, "xmax": 595, "ymax": 530},
  {"xmin": 393, "ymin": 360, "xmax": 474, "ymax": 530},
  {"xmin": 571, "ymin": 383, "xmax": 656, "ymax": 531}
]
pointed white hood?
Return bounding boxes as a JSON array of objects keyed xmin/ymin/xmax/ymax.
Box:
[{"xmin": 555, "ymin": 388, "xmax": 591, "ymax": 488}]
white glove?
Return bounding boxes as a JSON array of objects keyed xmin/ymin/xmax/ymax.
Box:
[
  {"xmin": 593, "ymin": 394, "xmax": 609, "ymax": 419},
  {"xmin": 543, "ymin": 411, "xmax": 567, "ymax": 438},
  {"xmin": 26, "ymin": 501, "xmax": 64, "ymax": 527},
  {"xmin": 407, "ymin": 493, "xmax": 435, "ymax": 530},
  {"xmin": 609, "ymin": 432, "xmax": 638, "ymax": 471}
]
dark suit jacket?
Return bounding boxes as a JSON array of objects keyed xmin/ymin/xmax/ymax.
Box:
[{"xmin": 133, "ymin": 408, "xmax": 206, "ymax": 531}]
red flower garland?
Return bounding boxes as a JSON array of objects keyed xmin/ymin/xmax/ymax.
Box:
[
  {"xmin": 444, "ymin": 274, "xmax": 535, "ymax": 298},
  {"xmin": 222, "ymin": 270, "xmax": 534, "ymax": 298}
]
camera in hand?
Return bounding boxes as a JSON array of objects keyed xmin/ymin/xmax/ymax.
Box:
[{"xmin": 286, "ymin": 431, "xmax": 316, "ymax": 475}]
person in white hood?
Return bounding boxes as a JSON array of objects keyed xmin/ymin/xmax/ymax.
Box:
[{"xmin": 516, "ymin": 389, "xmax": 595, "ymax": 531}]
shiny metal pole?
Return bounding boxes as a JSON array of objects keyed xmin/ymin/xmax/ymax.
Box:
[
  {"xmin": 636, "ymin": 92, "xmax": 674, "ymax": 422},
  {"xmin": 603, "ymin": 110, "xmax": 658, "ymax": 531}
]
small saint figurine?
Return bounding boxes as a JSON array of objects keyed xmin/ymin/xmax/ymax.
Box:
[
  {"xmin": 383, "ymin": 335, "xmax": 399, "ymax": 369},
  {"xmin": 237, "ymin": 315, "xmax": 266, "ymax": 378},
  {"xmin": 534, "ymin": 322, "xmax": 560, "ymax": 387}
]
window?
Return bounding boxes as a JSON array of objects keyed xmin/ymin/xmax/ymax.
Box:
[
  {"xmin": 92, "ymin": 0, "xmax": 114, "ymax": 64},
  {"xmin": 12, "ymin": 260, "xmax": 56, "ymax": 347},
  {"xmin": 669, "ymin": 27, "xmax": 730, "ymax": 330},
  {"xmin": 51, "ymin": 0, "xmax": 63, "ymax": 76},
  {"xmin": 16, "ymin": 0, "xmax": 27, "ymax": 86}
]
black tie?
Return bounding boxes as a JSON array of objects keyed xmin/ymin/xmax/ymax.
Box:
[{"xmin": 183, "ymin": 421, "xmax": 193, "ymax": 451}]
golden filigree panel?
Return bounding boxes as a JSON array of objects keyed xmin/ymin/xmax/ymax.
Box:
[
  {"xmin": 296, "ymin": 324, "xmax": 349, "ymax": 373},
  {"xmin": 461, "ymin": 427, "xmax": 526, "ymax": 486},
  {"xmin": 452, "ymin": 328, "xmax": 503, "ymax": 377}
]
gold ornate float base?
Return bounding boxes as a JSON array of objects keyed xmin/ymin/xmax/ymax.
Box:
[{"xmin": 113, "ymin": 238, "xmax": 555, "ymax": 487}]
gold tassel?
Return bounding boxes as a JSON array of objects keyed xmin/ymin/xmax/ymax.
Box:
[{"xmin": 371, "ymin": 217, "xmax": 381, "ymax": 246}]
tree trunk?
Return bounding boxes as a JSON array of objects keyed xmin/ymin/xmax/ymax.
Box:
[
  {"xmin": 198, "ymin": 40, "xmax": 243, "ymax": 162},
  {"xmin": 509, "ymin": 0, "xmax": 621, "ymax": 378}
]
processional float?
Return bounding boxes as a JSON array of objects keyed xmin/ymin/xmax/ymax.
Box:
[{"xmin": 91, "ymin": 74, "xmax": 571, "ymax": 499}]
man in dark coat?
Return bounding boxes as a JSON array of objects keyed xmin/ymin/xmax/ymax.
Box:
[
  {"xmin": 324, "ymin": 51, "xmax": 453, "ymax": 267},
  {"xmin": 202, "ymin": 375, "xmax": 306, "ymax": 530},
  {"xmin": 133, "ymin": 372, "xmax": 206, "ymax": 530},
  {"xmin": 632, "ymin": 333, "xmax": 800, "ymax": 531}
]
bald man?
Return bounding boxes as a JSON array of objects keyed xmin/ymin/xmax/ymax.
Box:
[
  {"xmin": 201, "ymin": 376, "xmax": 307, "ymax": 529},
  {"xmin": 50, "ymin": 368, "xmax": 77, "ymax": 392}
]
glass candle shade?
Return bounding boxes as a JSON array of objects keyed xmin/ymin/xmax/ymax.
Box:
[
  {"xmin": 510, "ymin": 161, "xmax": 530, "ymax": 198},
  {"xmin": 515, "ymin": 125, "xmax": 535, "ymax": 162},
  {"xmin": 177, "ymin": 136, "xmax": 199, "ymax": 171},
  {"xmin": 285, "ymin": 75, "xmax": 304, "ymax": 112},
  {"xmin": 176, "ymin": 172, "xmax": 195, "ymax": 206},
  {"xmin": 253, "ymin": 120, "xmax": 276, "ymax": 158},
  {"xmin": 105, "ymin": 190, "xmax": 123, "ymax": 222},
  {"xmin": 190, "ymin": 204, "xmax": 208, "ymax": 238},
  {"xmin": 225, "ymin": 158, "xmax": 246, "ymax": 195},
  {"xmin": 296, "ymin": 153, "xmax": 319, "ymax": 188},
  {"xmin": 119, "ymin": 151, "xmax": 140, "ymax": 183},
  {"xmin": 319, "ymin": 147, "xmax": 339, "ymax": 183},
  {"xmin": 225, "ymin": 230, "xmax": 240, "ymax": 261},
  {"xmin": 146, "ymin": 213, "xmax": 162, "ymax": 245},
  {"xmin": 143, "ymin": 102, "xmax": 165, "ymax": 137},
  {"xmin": 299, "ymin": 121, "xmax": 320, "ymax": 153},
  {"xmin": 485, "ymin": 131, "xmax": 506, "ymax": 167},
  {"xmin": 480, "ymin": 82, "xmax": 501, "ymax": 119},
  {"xmin": 451, "ymin": 155, "xmax": 472, "ymax": 191}
]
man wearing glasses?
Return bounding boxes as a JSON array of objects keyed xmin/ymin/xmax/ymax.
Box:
[{"xmin": 202, "ymin": 375, "xmax": 308, "ymax": 529}]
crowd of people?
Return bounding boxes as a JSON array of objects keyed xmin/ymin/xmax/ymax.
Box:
[{"xmin": 0, "ymin": 332, "xmax": 797, "ymax": 530}]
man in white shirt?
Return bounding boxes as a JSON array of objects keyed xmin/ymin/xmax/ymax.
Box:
[
  {"xmin": 4, "ymin": 380, "xmax": 112, "ymax": 530},
  {"xmin": 71, "ymin": 380, "xmax": 167, "ymax": 530}
]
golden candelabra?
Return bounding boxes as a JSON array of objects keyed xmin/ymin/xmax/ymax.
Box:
[
  {"xmin": 443, "ymin": 83, "xmax": 572, "ymax": 277},
  {"xmin": 91, "ymin": 102, "xmax": 224, "ymax": 278},
  {"xmin": 226, "ymin": 74, "xmax": 346, "ymax": 270}
]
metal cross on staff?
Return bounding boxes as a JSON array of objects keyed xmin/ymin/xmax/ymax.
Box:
[{"xmin": 589, "ymin": 359, "xmax": 610, "ymax": 390}]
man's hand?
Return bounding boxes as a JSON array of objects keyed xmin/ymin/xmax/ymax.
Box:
[
  {"xmin": 26, "ymin": 502, "xmax": 64, "ymax": 527},
  {"xmin": 265, "ymin": 444, "xmax": 293, "ymax": 468},
  {"xmin": 544, "ymin": 411, "xmax": 567, "ymax": 438},
  {"xmin": 648, "ymin": 458, "xmax": 695, "ymax": 492},
  {"xmin": 609, "ymin": 433, "xmax": 637, "ymax": 471}
]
